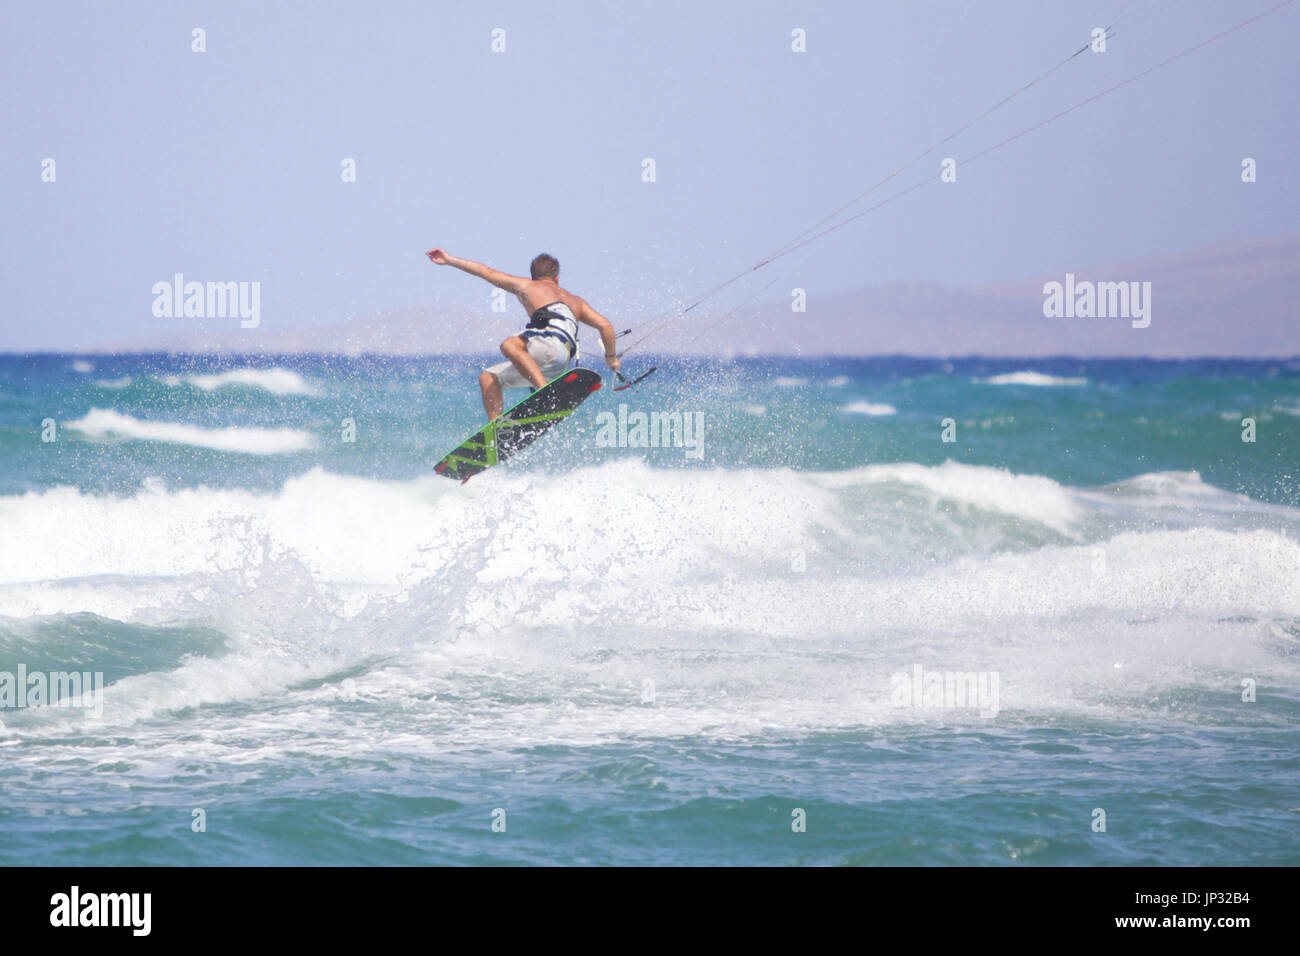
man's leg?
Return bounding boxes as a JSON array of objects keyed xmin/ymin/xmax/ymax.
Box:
[
  {"xmin": 500, "ymin": 336, "xmax": 550, "ymax": 390},
  {"xmin": 479, "ymin": 370, "xmax": 504, "ymax": 421}
]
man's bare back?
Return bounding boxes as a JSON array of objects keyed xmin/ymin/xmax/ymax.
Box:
[{"xmin": 514, "ymin": 279, "xmax": 586, "ymax": 323}]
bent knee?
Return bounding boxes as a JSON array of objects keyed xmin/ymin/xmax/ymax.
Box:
[
  {"xmin": 500, "ymin": 336, "xmax": 525, "ymax": 356},
  {"xmin": 478, "ymin": 370, "xmax": 499, "ymax": 389}
]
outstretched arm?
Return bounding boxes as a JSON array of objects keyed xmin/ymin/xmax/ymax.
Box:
[
  {"xmin": 426, "ymin": 248, "xmax": 527, "ymax": 293},
  {"xmin": 577, "ymin": 300, "xmax": 621, "ymax": 373}
]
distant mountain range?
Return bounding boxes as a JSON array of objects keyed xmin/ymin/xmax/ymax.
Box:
[{"xmin": 92, "ymin": 234, "xmax": 1299, "ymax": 357}]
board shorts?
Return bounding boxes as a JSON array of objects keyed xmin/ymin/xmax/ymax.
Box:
[{"xmin": 483, "ymin": 332, "xmax": 572, "ymax": 389}]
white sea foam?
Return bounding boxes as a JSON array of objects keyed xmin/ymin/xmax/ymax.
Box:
[
  {"xmin": 66, "ymin": 408, "xmax": 315, "ymax": 455},
  {"xmin": 979, "ymin": 371, "xmax": 1087, "ymax": 386},
  {"xmin": 1108, "ymin": 470, "xmax": 1233, "ymax": 499},
  {"xmin": 842, "ymin": 401, "xmax": 897, "ymax": 416},
  {"xmin": 1, "ymin": 461, "xmax": 1291, "ymax": 600},
  {"xmin": 822, "ymin": 460, "xmax": 1083, "ymax": 533},
  {"xmin": 2, "ymin": 462, "xmax": 1296, "ymax": 740},
  {"xmin": 71, "ymin": 360, "xmax": 94, "ymax": 373},
  {"xmin": 773, "ymin": 376, "xmax": 808, "ymax": 387},
  {"xmin": 161, "ymin": 368, "xmax": 319, "ymax": 396}
]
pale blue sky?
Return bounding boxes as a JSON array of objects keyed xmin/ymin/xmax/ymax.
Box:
[{"xmin": 2, "ymin": 0, "xmax": 1296, "ymax": 351}]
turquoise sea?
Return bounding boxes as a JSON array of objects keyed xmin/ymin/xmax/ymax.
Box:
[{"xmin": 1, "ymin": 353, "xmax": 1298, "ymax": 865}]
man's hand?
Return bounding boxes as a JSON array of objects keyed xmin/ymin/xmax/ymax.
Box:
[
  {"xmin": 605, "ymin": 353, "xmax": 621, "ymax": 375},
  {"xmin": 426, "ymin": 248, "xmax": 450, "ymax": 265}
]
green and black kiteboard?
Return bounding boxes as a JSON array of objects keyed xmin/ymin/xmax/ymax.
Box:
[{"xmin": 434, "ymin": 367, "xmax": 603, "ymax": 482}]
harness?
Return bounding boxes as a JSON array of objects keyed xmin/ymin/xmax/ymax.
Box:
[{"xmin": 521, "ymin": 301, "xmax": 580, "ymax": 361}]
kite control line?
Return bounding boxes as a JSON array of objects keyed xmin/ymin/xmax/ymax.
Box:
[
  {"xmin": 599, "ymin": 328, "xmax": 656, "ymax": 390},
  {"xmin": 615, "ymin": 0, "xmax": 1294, "ymax": 360}
]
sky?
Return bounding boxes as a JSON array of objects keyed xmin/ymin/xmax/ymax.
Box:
[{"xmin": 1, "ymin": 0, "xmax": 1297, "ymax": 354}]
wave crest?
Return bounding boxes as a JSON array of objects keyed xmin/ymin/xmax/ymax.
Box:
[{"xmin": 66, "ymin": 408, "xmax": 316, "ymax": 455}]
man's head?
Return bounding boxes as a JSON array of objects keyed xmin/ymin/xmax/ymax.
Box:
[{"xmin": 530, "ymin": 253, "xmax": 560, "ymax": 280}]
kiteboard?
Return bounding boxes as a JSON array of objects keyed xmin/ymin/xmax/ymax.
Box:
[{"xmin": 434, "ymin": 367, "xmax": 603, "ymax": 482}]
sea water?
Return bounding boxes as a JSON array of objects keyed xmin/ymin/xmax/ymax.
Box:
[{"xmin": 1, "ymin": 353, "xmax": 1297, "ymax": 865}]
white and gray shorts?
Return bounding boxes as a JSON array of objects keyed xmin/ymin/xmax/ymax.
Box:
[{"xmin": 483, "ymin": 332, "xmax": 572, "ymax": 389}]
